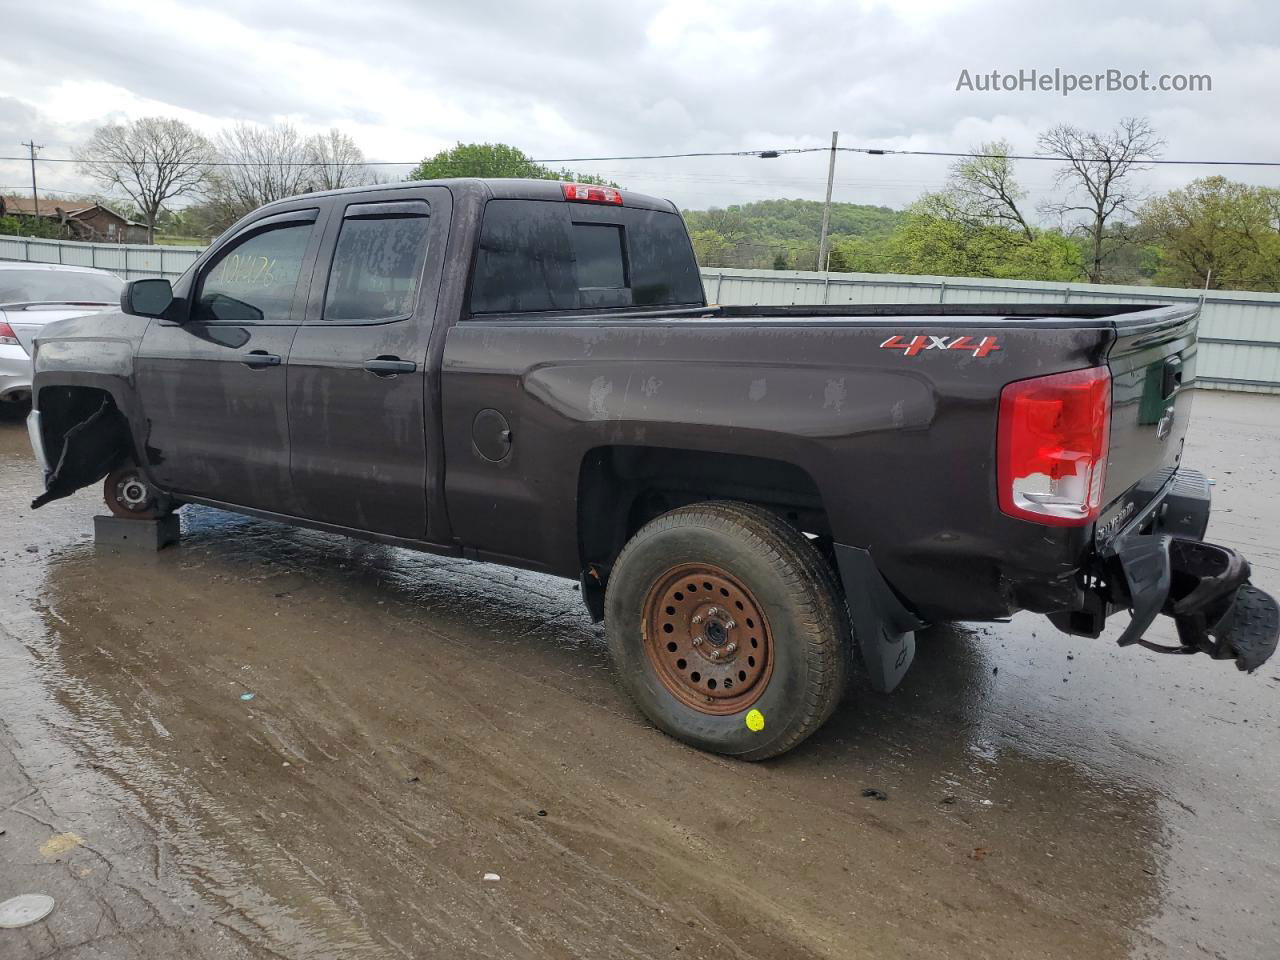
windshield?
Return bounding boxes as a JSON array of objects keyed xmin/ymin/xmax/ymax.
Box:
[{"xmin": 0, "ymin": 269, "xmax": 123, "ymax": 305}]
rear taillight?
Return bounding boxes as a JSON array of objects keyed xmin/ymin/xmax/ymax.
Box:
[
  {"xmin": 562, "ymin": 182, "xmax": 623, "ymax": 205},
  {"xmin": 0, "ymin": 321, "xmax": 18, "ymax": 347},
  {"xmin": 997, "ymin": 366, "xmax": 1111, "ymax": 526}
]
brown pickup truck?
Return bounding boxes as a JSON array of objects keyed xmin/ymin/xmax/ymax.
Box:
[{"xmin": 26, "ymin": 178, "xmax": 1279, "ymax": 759}]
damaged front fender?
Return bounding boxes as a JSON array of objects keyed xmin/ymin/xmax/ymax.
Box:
[{"xmin": 31, "ymin": 397, "xmax": 131, "ymax": 509}]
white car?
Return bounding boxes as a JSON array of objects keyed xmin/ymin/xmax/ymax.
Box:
[{"xmin": 0, "ymin": 262, "xmax": 123, "ymax": 411}]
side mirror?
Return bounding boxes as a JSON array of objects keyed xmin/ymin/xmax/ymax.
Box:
[{"xmin": 121, "ymin": 278, "xmax": 174, "ymax": 319}]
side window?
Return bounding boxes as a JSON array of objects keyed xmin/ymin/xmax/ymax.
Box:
[
  {"xmin": 323, "ymin": 202, "xmax": 431, "ymax": 321},
  {"xmin": 195, "ymin": 219, "xmax": 314, "ymax": 324},
  {"xmin": 469, "ymin": 200, "xmax": 576, "ymax": 314}
]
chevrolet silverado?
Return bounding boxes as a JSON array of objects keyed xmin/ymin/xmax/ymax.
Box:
[{"xmin": 25, "ymin": 178, "xmax": 1279, "ymax": 759}]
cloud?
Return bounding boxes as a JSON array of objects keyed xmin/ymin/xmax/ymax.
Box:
[{"xmin": 0, "ymin": 0, "xmax": 1277, "ymax": 213}]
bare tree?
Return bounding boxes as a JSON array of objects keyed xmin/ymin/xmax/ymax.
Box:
[
  {"xmin": 210, "ymin": 123, "xmax": 313, "ymax": 221},
  {"xmin": 1038, "ymin": 117, "xmax": 1164, "ymax": 282},
  {"xmin": 935, "ymin": 140, "xmax": 1035, "ymax": 241},
  {"xmin": 305, "ymin": 129, "xmax": 372, "ymax": 190},
  {"xmin": 76, "ymin": 117, "xmax": 214, "ymax": 243}
]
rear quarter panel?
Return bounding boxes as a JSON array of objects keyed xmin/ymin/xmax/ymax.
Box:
[{"xmin": 441, "ymin": 317, "xmax": 1111, "ymax": 619}]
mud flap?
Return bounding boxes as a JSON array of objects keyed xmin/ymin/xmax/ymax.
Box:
[
  {"xmin": 31, "ymin": 399, "xmax": 131, "ymax": 510},
  {"xmin": 833, "ymin": 544, "xmax": 924, "ymax": 693},
  {"xmin": 1115, "ymin": 534, "xmax": 1279, "ymax": 672}
]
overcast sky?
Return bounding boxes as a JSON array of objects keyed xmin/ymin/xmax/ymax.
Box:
[{"xmin": 2, "ymin": 0, "xmax": 1278, "ymax": 218}]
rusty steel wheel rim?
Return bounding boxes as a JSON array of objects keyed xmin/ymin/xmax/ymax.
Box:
[{"xmin": 641, "ymin": 562, "xmax": 774, "ymax": 715}]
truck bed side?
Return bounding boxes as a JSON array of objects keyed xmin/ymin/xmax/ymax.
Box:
[{"xmin": 440, "ymin": 308, "xmax": 1183, "ymax": 622}]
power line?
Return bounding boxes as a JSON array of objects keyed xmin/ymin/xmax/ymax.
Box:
[
  {"xmin": 835, "ymin": 146, "xmax": 1280, "ymax": 167},
  {"xmin": 3, "ymin": 144, "xmax": 1280, "ymax": 168}
]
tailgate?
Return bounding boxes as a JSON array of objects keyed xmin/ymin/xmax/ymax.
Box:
[{"xmin": 1100, "ymin": 305, "xmax": 1199, "ymax": 521}]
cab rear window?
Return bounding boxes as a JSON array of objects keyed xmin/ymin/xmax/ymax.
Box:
[{"xmin": 468, "ymin": 199, "xmax": 703, "ymax": 315}]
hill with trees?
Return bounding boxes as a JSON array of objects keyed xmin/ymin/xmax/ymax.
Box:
[{"xmin": 682, "ymin": 198, "xmax": 902, "ymax": 270}]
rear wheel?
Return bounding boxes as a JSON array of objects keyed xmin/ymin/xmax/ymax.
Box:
[
  {"xmin": 606, "ymin": 501, "xmax": 849, "ymax": 760},
  {"xmin": 103, "ymin": 465, "xmax": 173, "ymax": 520}
]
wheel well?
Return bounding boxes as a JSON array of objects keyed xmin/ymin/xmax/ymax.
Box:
[
  {"xmin": 30, "ymin": 386, "xmax": 136, "ymax": 510},
  {"xmin": 577, "ymin": 445, "xmax": 831, "ymax": 579},
  {"xmin": 38, "ymin": 386, "xmax": 122, "ymax": 456}
]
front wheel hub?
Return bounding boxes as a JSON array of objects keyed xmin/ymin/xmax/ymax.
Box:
[
  {"xmin": 104, "ymin": 466, "xmax": 165, "ymax": 519},
  {"xmin": 641, "ymin": 562, "xmax": 773, "ymax": 715},
  {"xmin": 119, "ymin": 478, "xmax": 149, "ymax": 509}
]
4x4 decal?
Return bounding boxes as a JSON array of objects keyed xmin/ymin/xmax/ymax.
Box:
[{"xmin": 879, "ymin": 334, "xmax": 1001, "ymax": 358}]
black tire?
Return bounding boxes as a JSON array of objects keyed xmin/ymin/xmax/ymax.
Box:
[{"xmin": 605, "ymin": 501, "xmax": 849, "ymax": 760}]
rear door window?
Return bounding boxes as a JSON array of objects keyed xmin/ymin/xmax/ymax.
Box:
[
  {"xmin": 469, "ymin": 199, "xmax": 703, "ymax": 315},
  {"xmin": 323, "ymin": 200, "xmax": 431, "ymax": 322}
]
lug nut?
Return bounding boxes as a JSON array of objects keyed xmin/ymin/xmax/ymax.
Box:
[
  {"xmin": 724, "ymin": 619, "xmax": 736, "ymax": 630},
  {"xmin": 692, "ymin": 615, "xmax": 703, "ymax": 625},
  {"xmin": 725, "ymin": 642, "xmax": 737, "ymax": 654},
  {"xmin": 710, "ymin": 650, "xmax": 720, "ymax": 659},
  {"xmin": 707, "ymin": 607, "xmax": 719, "ymax": 617},
  {"xmin": 692, "ymin": 636, "xmax": 703, "ymax": 646}
]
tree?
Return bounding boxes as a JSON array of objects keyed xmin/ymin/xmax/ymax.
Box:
[
  {"xmin": 1138, "ymin": 177, "xmax": 1280, "ymax": 290},
  {"xmin": 882, "ymin": 213, "xmax": 1083, "ymax": 281},
  {"xmin": 76, "ymin": 117, "xmax": 214, "ymax": 243},
  {"xmin": 305, "ymin": 129, "xmax": 372, "ymax": 191},
  {"xmin": 1038, "ymin": 117, "xmax": 1164, "ymax": 282},
  {"xmin": 688, "ymin": 228, "xmax": 734, "ymax": 267},
  {"xmin": 827, "ymin": 234, "xmax": 886, "ymax": 273},
  {"xmin": 408, "ymin": 142, "xmax": 615, "ymax": 185},
  {"xmin": 0, "ymin": 210, "xmax": 64, "ymax": 239},
  {"xmin": 210, "ymin": 123, "xmax": 314, "ymax": 222},
  {"xmin": 681, "ymin": 198, "xmax": 902, "ymax": 271},
  {"xmin": 923, "ymin": 140, "xmax": 1034, "ymax": 241}
]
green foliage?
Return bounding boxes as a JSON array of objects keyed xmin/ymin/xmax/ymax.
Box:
[
  {"xmin": 682, "ymin": 198, "xmax": 902, "ymax": 269},
  {"xmin": 408, "ymin": 142, "xmax": 616, "ymax": 186},
  {"xmin": 688, "ymin": 229, "xmax": 734, "ymax": 268},
  {"xmin": 1138, "ymin": 177, "xmax": 1280, "ymax": 291},
  {"xmin": 858, "ymin": 214, "xmax": 1085, "ymax": 282},
  {"xmin": 0, "ymin": 214, "xmax": 65, "ymax": 239}
]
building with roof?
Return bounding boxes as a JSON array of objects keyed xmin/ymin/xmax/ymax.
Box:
[{"xmin": 0, "ymin": 195, "xmax": 148, "ymax": 243}]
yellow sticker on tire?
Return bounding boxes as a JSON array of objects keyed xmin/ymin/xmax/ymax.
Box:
[{"xmin": 745, "ymin": 709, "xmax": 765, "ymax": 732}]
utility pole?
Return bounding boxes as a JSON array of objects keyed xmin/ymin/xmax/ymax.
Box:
[
  {"xmin": 816, "ymin": 130, "xmax": 838, "ymax": 272},
  {"xmin": 21, "ymin": 140, "xmax": 43, "ymax": 216}
]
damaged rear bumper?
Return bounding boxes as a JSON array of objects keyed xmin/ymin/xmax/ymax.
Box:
[
  {"xmin": 1114, "ymin": 534, "xmax": 1279, "ymax": 671},
  {"xmin": 1066, "ymin": 468, "xmax": 1279, "ymax": 672}
]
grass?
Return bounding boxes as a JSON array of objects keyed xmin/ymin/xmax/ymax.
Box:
[{"xmin": 152, "ymin": 234, "xmax": 209, "ymax": 247}]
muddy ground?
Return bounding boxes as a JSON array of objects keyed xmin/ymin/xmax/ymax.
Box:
[{"xmin": 1, "ymin": 389, "xmax": 1277, "ymax": 960}]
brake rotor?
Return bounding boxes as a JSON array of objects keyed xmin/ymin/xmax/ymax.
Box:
[
  {"xmin": 641, "ymin": 562, "xmax": 773, "ymax": 715},
  {"xmin": 103, "ymin": 467, "xmax": 159, "ymax": 520}
]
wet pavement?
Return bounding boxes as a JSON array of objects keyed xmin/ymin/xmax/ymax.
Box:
[{"xmin": 0, "ymin": 390, "xmax": 1277, "ymax": 960}]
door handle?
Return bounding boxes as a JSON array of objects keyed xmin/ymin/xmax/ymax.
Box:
[
  {"xmin": 364, "ymin": 357, "xmax": 417, "ymax": 376},
  {"xmin": 242, "ymin": 351, "xmax": 281, "ymax": 368}
]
